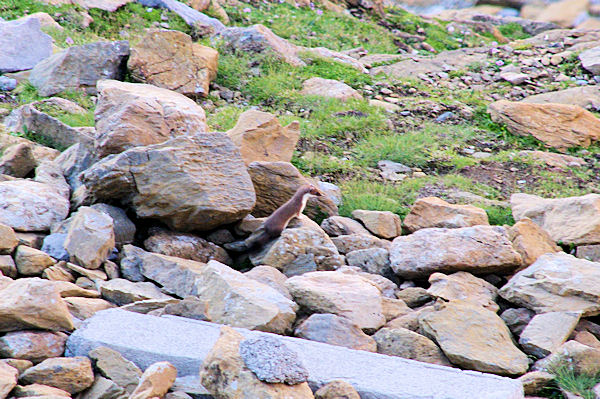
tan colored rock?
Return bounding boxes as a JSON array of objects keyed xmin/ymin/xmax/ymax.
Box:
[
  {"xmin": 0, "ymin": 359, "xmax": 33, "ymax": 375},
  {"xmin": 576, "ymin": 244, "xmax": 600, "ymax": 262},
  {"xmin": 64, "ymin": 207, "xmax": 115, "ymax": 270},
  {"xmin": 536, "ymin": 340, "xmax": 600, "ymax": 375},
  {"xmin": 395, "ymin": 287, "xmax": 433, "ymax": 308},
  {"xmin": 100, "ymin": 278, "xmax": 172, "ymax": 306},
  {"xmin": 247, "ymin": 161, "xmax": 337, "ymax": 219},
  {"xmin": 144, "ymin": 227, "xmax": 231, "ymax": 265},
  {"xmin": 519, "ymin": 311, "xmax": 581, "ymax": 358},
  {"xmin": 200, "ymin": 326, "xmax": 314, "ymax": 399},
  {"xmin": 403, "ymin": 197, "xmax": 489, "ymax": 232},
  {"xmin": 381, "ymin": 297, "xmax": 412, "ymax": 321},
  {"xmin": 350, "ymin": 210, "xmax": 401, "ymax": 239},
  {"xmin": 522, "ymin": 86, "xmax": 600, "ymax": 109},
  {"xmin": 293, "ymin": 313, "xmax": 377, "ymax": 352},
  {"xmin": 13, "ymin": 383, "xmax": 71, "ymax": 397},
  {"xmin": 0, "ymin": 362, "xmax": 18, "ymax": 399},
  {"xmin": 390, "ymin": 226, "xmax": 522, "ymax": 279},
  {"xmin": 511, "ymin": 193, "xmax": 600, "ymax": 245},
  {"xmin": 20, "ymin": 357, "xmax": 93, "ymax": 394},
  {"xmin": 314, "ymin": 380, "xmax": 359, "ymax": 399},
  {"xmin": 300, "ymin": 77, "xmax": 362, "ymax": 101},
  {"xmin": 508, "ymin": 217, "xmax": 562, "ymax": 267},
  {"xmin": 94, "ymin": 79, "xmax": 208, "ymax": 158},
  {"xmin": 18, "ymin": 12, "xmax": 64, "ymax": 31},
  {"xmin": 77, "ymin": 375, "xmax": 126, "ymax": 399},
  {"xmin": 574, "ymin": 330, "xmax": 600, "ymax": 349},
  {"xmin": 128, "ymin": 29, "xmax": 217, "ymax": 98},
  {"xmin": 64, "ymin": 297, "xmax": 115, "ymax": 320},
  {"xmin": 535, "ymin": 0, "xmax": 589, "ymax": 27},
  {"xmin": 337, "ymin": 266, "xmax": 397, "ymax": 299},
  {"xmin": 64, "ymin": 262, "xmax": 107, "ymax": 281},
  {"xmin": 14, "ymin": 245, "xmax": 55, "ymax": 276},
  {"xmin": 42, "ymin": 263, "xmax": 75, "ymax": 282},
  {"xmin": 518, "ymin": 371, "xmax": 555, "ymax": 396},
  {"xmin": 89, "ymin": 346, "xmax": 142, "ymax": 393},
  {"xmin": 0, "ymin": 223, "xmax": 18, "ymax": 255},
  {"xmin": 130, "ymin": 361, "xmax": 177, "ymax": 399},
  {"xmin": 427, "ymin": 272, "xmax": 499, "ymax": 312},
  {"xmin": 419, "ymin": 301, "xmax": 529, "ymax": 375},
  {"xmin": 52, "ymin": 280, "xmax": 99, "ymax": 298},
  {"xmin": 373, "ymin": 327, "xmax": 451, "ymax": 366},
  {"xmin": 488, "ymin": 101, "xmax": 600, "ymax": 151},
  {"xmin": 0, "ymin": 256, "xmax": 16, "ymax": 279},
  {"xmin": 245, "ymin": 266, "xmax": 292, "ymax": 300},
  {"xmin": 330, "ymin": 234, "xmax": 390, "ymax": 255},
  {"xmin": 0, "ymin": 143, "xmax": 36, "ymax": 178},
  {"xmin": 0, "ymin": 331, "xmax": 66, "ymax": 363},
  {"xmin": 320, "ymin": 216, "xmax": 370, "ymax": 237},
  {"xmin": 517, "ymin": 150, "xmax": 587, "ymax": 168},
  {"xmin": 285, "ymin": 271, "xmax": 385, "ymax": 331},
  {"xmin": 227, "ymin": 110, "xmax": 300, "ymax": 166}
]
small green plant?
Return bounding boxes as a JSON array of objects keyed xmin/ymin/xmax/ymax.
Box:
[
  {"xmin": 481, "ymin": 205, "xmax": 514, "ymax": 226},
  {"xmin": 11, "ymin": 126, "xmax": 67, "ymax": 151},
  {"xmin": 497, "ymin": 23, "xmax": 529, "ymax": 41},
  {"xmin": 542, "ymin": 363, "xmax": 600, "ymax": 399}
]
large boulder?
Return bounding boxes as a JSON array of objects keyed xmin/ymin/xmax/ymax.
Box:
[
  {"xmin": 64, "ymin": 207, "xmax": 115, "ymax": 270},
  {"xmin": 81, "ymin": 133, "xmax": 256, "ymax": 232},
  {"xmin": 29, "ymin": 41, "xmax": 129, "ymax": 96},
  {"xmin": 419, "ymin": 301, "xmax": 529, "ymax": 376},
  {"xmin": 94, "ymin": 80, "xmax": 208, "ymax": 158},
  {"xmin": 389, "ymin": 226, "xmax": 522, "ymax": 279},
  {"xmin": 499, "ymin": 253, "xmax": 600, "ymax": 317},
  {"xmin": 227, "ymin": 110, "xmax": 300, "ymax": 165},
  {"xmin": 511, "ymin": 193, "xmax": 600, "ymax": 245},
  {"xmin": 0, "ymin": 18, "xmax": 52, "ymax": 73},
  {"xmin": 128, "ymin": 29, "xmax": 217, "ymax": 98},
  {"xmin": 488, "ymin": 101, "xmax": 600, "ymax": 151},
  {"xmin": 403, "ymin": 197, "xmax": 489, "ymax": 233}
]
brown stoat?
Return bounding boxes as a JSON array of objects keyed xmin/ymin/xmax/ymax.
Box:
[{"xmin": 225, "ymin": 184, "xmax": 323, "ymax": 252}]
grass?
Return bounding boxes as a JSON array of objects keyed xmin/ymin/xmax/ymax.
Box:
[
  {"xmin": 34, "ymin": 102, "xmax": 95, "ymax": 127},
  {"xmin": 540, "ymin": 364, "xmax": 600, "ymax": 399}
]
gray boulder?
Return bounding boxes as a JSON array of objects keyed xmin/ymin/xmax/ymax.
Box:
[
  {"xmin": 239, "ymin": 336, "xmax": 308, "ymax": 384},
  {"xmin": 0, "ymin": 18, "xmax": 52, "ymax": 73}
]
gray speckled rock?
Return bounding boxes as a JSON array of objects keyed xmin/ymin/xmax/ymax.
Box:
[
  {"xmin": 240, "ymin": 336, "xmax": 308, "ymax": 384},
  {"xmin": 91, "ymin": 204, "xmax": 136, "ymax": 246},
  {"xmin": 0, "ymin": 18, "xmax": 52, "ymax": 73},
  {"xmin": 579, "ymin": 46, "xmax": 600, "ymax": 75},
  {"xmin": 41, "ymin": 233, "xmax": 69, "ymax": 262}
]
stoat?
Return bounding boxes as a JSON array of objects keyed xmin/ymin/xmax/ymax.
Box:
[{"xmin": 225, "ymin": 184, "xmax": 323, "ymax": 252}]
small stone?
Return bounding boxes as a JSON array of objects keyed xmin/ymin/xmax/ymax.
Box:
[
  {"xmin": 0, "ymin": 76, "xmax": 17, "ymax": 91},
  {"xmin": 373, "ymin": 327, "xmax": 451, "ymax": 366},
  {"xmin": 0, "ymin": 362, "xmax": 18, "ymax": 398},
  {"xmin": 14, "ymin": 245, "xmax": 55, "ymax": 276},
  {"xmin": 500, "ymin": 308, "xmax": 535, "ymax": 337},
  {"xmin": 518, "ymin": 371, "xmax": 555, "ymax": 395},
  {"xmin": 351, "ymin": 210, "xmax": 402, "ymax": 239},
  {"xmin": 314, "ymin": 380, "xmax": 360, "ymax": 399},
  {"xmin": 78, "ymin": 375, "xmax": 126, "ymax": 399},
  {"xmin": 100, "ymin": 279, "xmax": 172, "ymax": 306},
  {"xmin": 12, "ymin": 383, "xmax": 71, "ymax": 397},
  {"xmin": 0, "ymin": 255, "xmax": 16, "ymax": 279},
  {"xmin": 89, "ymin": 346, "xmax": 142, "ymax": 394},
  {"xmin": 395, "ymin": 287, "xmax": 433, "ymax": 308},
  {"xmin": 239, "ymin": 336, "xmax": 308, "ymax": 384},
  {"xmin": 130, "ymin": 361, "xmax": 177, "ymax": 399},
  {"xmin": 0, "ymin": 330, "xmax": 67, "ymax": 363},
  {"xmin": 41, "ymin": 234, "xmax": 69, "ymax": 262},
  {"xmin": 64, "ymin": 297, "xmax": 115, "ymax": 320},
  {"xmin": 64, "ymin": 207, "xmax": 115, "ymax": 270},
  {"xmin": 20, "ymin": 357, "xmax": 94, "ymax": 394},
  {"xmin": 294, "ymin": 313, "xmax": 377, "ymax": 352}
]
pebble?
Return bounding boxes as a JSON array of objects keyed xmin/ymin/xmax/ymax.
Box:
[{"xmin": 0, "ymin": 76, "xmax": 17, "ymax": 91}]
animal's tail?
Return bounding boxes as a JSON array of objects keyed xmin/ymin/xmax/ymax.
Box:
[{"xmin": 224, "ymin": 228, "xmax": 272, "ymax": 253}]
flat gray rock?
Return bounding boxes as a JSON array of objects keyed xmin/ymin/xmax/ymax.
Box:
[
  {"xmin": 0, "ymin": 18, "xmax": 52, "ymax": 73},
  {"xmin": 137, "ymin": 0, "xmax": 225, "ymax": 32},
  {"xmin": 240, "ymin": 336, "xmax": 308, "ymax": 384},
  {"xmin": 66, "ymin": 308, "xmax": 524, "ymax": 399}
]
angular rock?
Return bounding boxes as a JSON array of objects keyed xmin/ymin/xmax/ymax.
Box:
[
  {"xmin": 577, "ymin": 244, "xmax": 600, "ymax": 262},
  {"xmin": 89, "ymin": 346, "xmax": 142, "ymax": 393},
  {"xmin": 330, "ymin": 234, "xmax": 390, "ymax": 255},
  {"xmin": 351, "ymin": 210, "xmax": 402, "ymax": 239},
  {"xmin": 63, "ymin": 262, "xmax": 107, "ymax": 281},
  {"xmin": 227, "ymin": 110, "xmax": 300, "ymax": 165},
  {"xmin": 79, "ymin": 376, "xmax": 127, "ymax": 399},
  {"xmin": 519, "ymin": 311, "xmax": 581, "ymax": 358},
  {"xmin": 162, "ymin": 297, "xmax": 208, "ymax": 320},
  {"xmin": 244, "ymin": 266, "xmax": 291, "ymax": 300},
  {"xmin": 0, "ymin": 18, "xmax": 52, "ymax": 73},
  {"xmin": 535, "ymin": 340, "xmax": 600, "ymax": 375},
  {"xmin": 508, "ymin": 217, "xmax": 561, "ymax": 267},
  {"xmin": 12, "ymin": 383, "xmax": 71, "ymax": 397},
  {"xmin": 0, "ymin": 256, "xmax": 17, "ymax": 279},
  {"xmin": 20, "ymin": 357, "xmax": 94, "ymax": 394},
  {"xmin": 29, "ymin": 41, "xmax": 129, "ymax": 96},
  {"xmin": 137, "ymin": 0, "xmax": 225, "ymax": 32},
  {"xmin": 314, "ymin": 380, "xmax": 359, "ymax": 399},
  {"xmin": 14, "ymin": 245, "xmax": 55, "ymax": 276},
  {"xmin": 130, "ymin": 361, "xmax": 176, "ymax": 399},
  {"xmin": 93, "ymin": 80, "xmax": 208, "ymax": 158},
  {"xmin": 239, "ymin": 336, "xmax": 308, "ymax": 384},
  {"xmin": 0, "ymin": 363, "xmax": 18, "ymax": 399},
  {"xmin": 52, "ymin": 280, "xmax": 100, "ymax": 298},
  {"xmin": 517, "ymin": 151, "xmax": 587, "ymax": 169},
  {"xmin": 0, "ymin": 143, "xmax": 36, "ymax": 178},
  {"xmin": 518, "ymin": 371, "xmax": 555, "ymax": 396},
  {"xmin": 346, "ymin": 248, "xmax": 392, "ymax": 279},
  {"xmin": 0, "ymin": 223, "xmax": 18, "ymax": 255},
  {"xmin": 294, "ymin": 313, "xmax": 377, "ymax": 352},
  {"xmin": 419, "ymin": 301, "xmax": 529, "ymax": 375},
  {"xmin": 403, "ymin": 197, "xmax": 489, "ymax": 232},
  {"xmin": 90, "ymin": 203, "xmax": 136, "ymax": 246},
  {"xmin": 64, "ymin": 297, "xmax": 115, "ymax": 320},
  {"xmin": 64, "ymin": 207, "xmax": 115, "ymax": 270},
  {"xmin": 41, "ymin": 234, "xmax": 69, "ymax": 262},
  {"xmin": 285, "ymin": 271, "xmax": 385, "ymax": 331},
  {"xmin": 511, "ymin": 193, "xmax": 600, "ymax": 245},
  {"xmin": 390, "ymin": 226, "xmax": 522, "ymax": 279},
  {"xmin": 373, "ymin": 327, "xmax": 451, "ymax": 366},
  {"xmin": 488, "ymin": 100, "xmax": 600, "ymax": 151},
  {"xmin": 144, "ymin": 228, "xmax": 231, "ymax": 265},
  {"xmin": 337, "ymin": 266, "xmax": 398, "ymax": 299},
  {"xmin": 301, "ymin": 77, "xmax": 362, "ymax": 101},
  {"xmin": 396, "ymin": 287, "xmax": 433, "ymax": 308},
  {"xmin": 427, "ymin": 272, "xmax": 499, "ymax": 312},
  {"xmin": 0, "ymin": 331, "xmax": 67, "ymax": 363},
  {"xmin": 522, "ymin": 86, "xmax": 600, "ymax": 109},
  {"xmin": 128, "ymin": 29, "xmax": 217, "ymax": 98},
  {"xmin": 320, "ymin": 216, "xmax": 370, "ymax": 237},
  {"xmin": 500, "ymin": 308, "xmax": 534, "ymax": 337},
  {"xmin": 100, "ymin": 279, "xmax": 172, "ymax": 306}
]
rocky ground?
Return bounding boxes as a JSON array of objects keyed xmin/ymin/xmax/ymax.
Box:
[{"xmin": 1, "ymin": 0, "xmax": 600, "ymax": 398}]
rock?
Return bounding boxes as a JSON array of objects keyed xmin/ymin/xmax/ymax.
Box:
[
  {"xmin": 350, "ymin": 210, "xmax": 401, "ymax": 239},
  {"xmin": 337, "ymin": 266, "xmax": 398, "ymax": 299},
  {"xmin": 82, "ymin": 133, "xmax": 255, "ymax": 232},
  {"xmin": 93, "ymin": 80, "xmax": 208, "ymax": 158},
  {"xmin": 0, "ymin": 331, "xmax": 66, "ymax": 363},
  {"xmin": 162, "ymin": 297, "xmax": 208, "ymax": 320},
  {"xmin": 320, "ymin": 216, "xmax": 370, "ymax": 237},
  {"xmin": 488, "ymin": 101, "xmax": 600, "ymax": 151},
  {"xmin": 373, "ymin": 327, "xmax": 451, "ymax": 366},
  {"xmin": 427, "ymin": 272, "xmax": 499, "ymax": 312},
  {"xmin": 403, "ymin": 197, "xmax": 489, "ymax": 232},
  {"xmin": 247, "ymin": 161, "xmax": 337, "ymax": 219},
  {"xmin": 0, "ymin": 143, "xmax": 36, "ymax": 178},
  {"xmin": 144, "ymin": 228, "xmax": 231, "ymax": 265},
  {"xmin": 499, "ymin": 253, "xmax": 600, "ymax": 316},
  {"xmin": 52, "ymin": 280, "xmax": 100, "ymax": 298},
  {"xmin": 535, "ymin": 340, "xmax": 600, "ymax": 375},
  {"xmin": 128, "ymin": 29, "xmax": 217, "ymax": 98},
  {"xmin": 41, "ymin": 234, "xmax": 69, "ymax": 262},
  {"xmin": 369, "ymin": 99, "xmax": 401, "ymax": 113},
  {"xmin": 137, "ymin": 0, "xmax": 225, "ymax": 32},
  {"xmin": 20, "ymin": 357, "xmax": 93, "ymax": 394},
  {"xmin": 500, "ymin": 308, "xmax": 534, "ymax": 337},
  {"xmin": 511, "ymin": 193, "xmax": 600, "ymax": 245},
  {"xmin": 300, "ymin": 77, "xmax": 362, "ymax": 101},
  {"xmin": 78, "ymin": 376, "xmax": 127, "ymax": 399},
  {"xmin": 508, "ymin": 217, "xmax": 561, "ymax": 267},
  {"xmin": 314, "ymin": 380, "xmax": 359, "ymax": 399},
  {"xmin": 90, "ymin": 204, "xmax": 136, "ymax": 246},
  {"xmin": 130, "ymin": 361, "xmax": 176, "ymax": 399},
  {"xmin": 346, "ymin": 248, "xmax": 392, "ymax": 279},
  {"xmin": 63, "ymin": 262, "xmax": 107, "ymax": 281},
  {"xmin": 317, "ymin": 182, "xmax": 342, "ymax": 207},
  {"xmin": 517, "ymin": 150, "xmax": 587, "ymax": 168},
  {"xmin": 574, "ymin": 330, "xmax": 600, "ymax": 349},
  {"xmin": 12, "ymin": 383, "xmax": 71, "ymax": 397},
  {"xmin": 0, "ymin": 359, "xmax": 32, "ymax": 376},
  {"xmin": 330, "ymin": 234, "xmax": 390, "ymax": 255},
  {"xmin": 244, "ymin": 266, "xmax": 292, "ymax": 300},
  {"xmin": 419, "ymin": 300, "xmax": 529, "ymax": 375},
  {"xmin": 72, "ymin": 0, "xmax": 134, "ymax": 11},
  {"xmin": 396, "ymin": 287, "xmax": 432, "ymax": 308},
  {"xmin": 293, "ymin": 313, "xmax": 377, "ymax": 352},
  {"xmin": 0, "ymin": 278, "xmax": 74, "ymax": 331},
  {"xmin": 64, "ymin": 207, "xmax": 115, "ymax": 270},
  {"xmin": 88, "ymin": 346, "xmax": 142, "ymax": 393},
  {"xmin": 165, "ymin": 391, "xmax": 193, "ymax": 399},
  {"xmin": 227, "ymin": 110, "xmax": 300, "ymax": 165},
  {"xmin": 500, "ymin": 71, "xmax": 528, "ymax": 85},
  {"xmin": 239, "ymin": 336, "xmax": 308, "ymax": 384},
  {"xmin": 29, "ymin": 41, "xmax": 129, "ymax": 96},
  {"xmin": 0, "ymin": 180, "xmax": 69, "ymax": 232},
  {"xmin": 535, "ymin": 0, "xmax": 589, "ymax": 27},
  {"xmin": 0, "ymin": 18, "xmax": 52, "ymax": 73},
  {"xmin": 64, "ymin": 297, "xmax": 115, "ymax": 320},
  {"xmin": 285, "ymin": 271, "xmax": 385, "ymax": 331},
  {"xmin": 14, "ymin": 245, "xmax": 55, "ymax": 276},
  {"xmin": 518, "ymin": 371, "xmax": 555, "ymax": 396},
  {"xmin": 0, "ymin": 256, "xmax": 16, "ymax": 279},
  {"xmin": 519, "ymin": 311, "xmax": 581, "ymax": 358},
  {"xmin": 577, "ymin": 244, "xmax": 600, "ymax": 261},
  {"xmin": 0, "ymin": 363, "xmax": 18, "ymax": 398},
  {"xmin": 390, "ymin": 226, "xmax": 522, "ymax": 279},
  {"xmin": 0, "ymin": 223, "xmax": 18, "ymax": 254},
  {"xmin": 522, "ymin": 86, "xmax": 600, "ymax": 109},
  {"xmin": 0, "ymin": 76, "xmax": 17, "ymax": 92},
  {"xmin": 100, "ymin": 279, "xmax": 172, "ymax": 306}
]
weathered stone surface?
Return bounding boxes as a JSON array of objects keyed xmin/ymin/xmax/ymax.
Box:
[
  {"xmin": 403, "ymin": 197, "xmax": 489, "ymax": 233},
  {"xmin": 314, "ymin": 380, "xmax": 359, "ymax": 399},
  {"xmin": 286, "ymin": 271, "xmax": 385, "ymax": 331},
  {"xmin": 65, "ymin": 297, "xmax": 115, "ymax": 320},
  {"xmin": 0, "ymin": 18, "xmax": 52, "ymax": 73},
  {"xmin": 351, "ymin": 210, "xmax": 402, "ymax": 239},
  {"xmin": 419, "ymin": 301, "xmax": 529, "ymax": 375},
  {"xmin": 128, "ymin": 29, "xmax": 217, "ymax": 98},
  {"xmin": 247, "ymin": 161, "xmax": 337, "ymax": 219},
  {"xmin": 519, "ymin": 311, "xmax": 581, "ymax": 358},
  {"xmin": 301, "ymin": 77, "xmax": 362, "ymax": 101},
  {"xmin": 320, "ymin": 216, "xmax": 370, "ymax": 237},
  {"xmin": 0, "ymin": 223, "xmax": 18, "ymax": 255},
  {"xmin": 577, "ymin": 244, "xmax": 600, "ymax": 261},
  {"xmin": 90, "ymin": 203, "xmax": 136, "ymax": 246},
  {"xmin": 395, "ymin": 287, "xmax": 433, "ymax": 308},
  {"xmin": 508, "ymin": 217, "xmax": 562, "ymax": 267},
  {"xmin": 0, "ymin": 359, "xmax": 32, "ymax": 376},
  {"xmin": 530, "ymin": 0, "xmax": 588, "ymax": 27},
  {"xmin": 0, "ymin": 331, "xmax": 66, "ymax": 363},
  {"xmin": 330, "ymin": 234, "xmax": 390, "ymax": 255},
  {"xmin": 535, "ymin": 340, "xmax": 600, "ymax": 375},
  {"xmin": 522, "ymin": 86, "xmax": 600, "ymax": 109},
  {"xmin": 499, "ymin": 253, "xmax": 600, "ymax": 316},
  {"xmin": 239, "ymin": 336, "xmax": 308, "ymax": 384},
  {"xmin": 227, "ymin": 110, "xmax": 300, "ymax": 165},
  {"xmin": 0, "ymin": 256, "xmax": 16, "ymax": 279},
  {"xmin": 390, "ymin": 226, "xmax": 522, "ymax": 279},
  {"xmin": 500, "ymin": 308, "xmax": 534, "ymax": 337},
  {"xmin": 79, "ymin": 376, "xmax": 127, "ymax": 399},
  {"xmin": 294, "ymin": 313, "xmax": 377, "ymax": 352},
  {"xmin": 346, "ymin": 248, "xmax": 392, "ymax": 279},
  {"xmin": 82, "ymin": 133, "xmax": 255, "ymax": 232},
  {"xmin": 93, "ymin": 80, "xmax": 208, "ymax": 158},
  {"xmin": 130, "ymin": 361, "xmax": 176, "ymax": 399},
  {"xmin": 0, "ymin": 362, "xmax": 18, "ymax": 399},
  {"xmin": 52, "ymin": 280, "xmax": 100, "ymax": 298},
  {"xmin": 144, "ymin": 228, "xmax": 231, "ymax": 265},
  {"xmin": 161, "ymin": 297, "xmax": 208, "ymax": 321},
  {"xmin": 63, "ymin": 262, "xmax": 107, "ymax": 281},
  {"xmin": 0, "ymin": 143, "xmax": 36, "ymax": 178},
  {"xmin": 12, "ymin": 383, "xmax": 71, "ymax": 397},
  {"xmin": 89, "ymin": 346, "xmax": 142, "ymax": 393},
  {"xmin": 137, "ymin": 0, "xmax": 225, "ymax": 32},
  {"xmin": 29, "ymin": 41, "xmax": 129, "ymax": 96},
  {"xmin": 0, "ymin": 180, "xmax": 69, "ymax": 232},
  {"xmin": 20, "ymin": 357, "xmax": 94, "ymax": 394},
  {"xmin": 42, "ymin": 263, "xmax": 74, "ymax": 281},
  {"xmin": 100, "ymin": 279, "xmax": 172, "ymax": 306},
  {"xmin": 518, "ymin": 371, "xmax": 555, "ymax": 396},
  {"xmin": 244, "ymin": 266, "xmax": 291, "ymax": 300},
  {"xmin": 337, "ymin": 266, "xmax": 398, "ymax": 299},
  {"xmin": 0, "ymin": 278, "xmax": 74, "ymax": 332},
  {"xmin": 373, "ymin": 327, "xmax": 451, "ymax": 366},
  {"xmin": 488, "ymin": 101, "xmax": 600, "ymax": 151},
  {"xmin": 579, "ymin": 46, "xmax": 600, "ymax": 75},
  {"xmin": 14, "ymin": 245, "xmax": 55, "ymax": 276},
  {"xmin": 64, "ymin": 207, "xmax": 115, "ymax": 270},
  {"xmin": 511, "ymin": 193, "xmax": 600, "ymax": 245},
  {"xmin": 41, "ymin": 234, "xmax": 69, "ymax": 262},
  {"xmin": 427, "ymin": 272, "xmax": 499, "ymax": 312}
]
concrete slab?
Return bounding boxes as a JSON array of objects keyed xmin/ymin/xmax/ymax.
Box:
[{"xmin": 66, "ymin": 308, "xmax": 524, "ymax": 399}]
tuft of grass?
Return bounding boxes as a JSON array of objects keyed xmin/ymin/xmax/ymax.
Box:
[
  {"xmin": 10, "ymin": 126, "xmax": 67, "ymax": 151},
  {"xmin": 481, "ymin": 205, "xmax": 514, "ymax": 226},
  {"xmin": 543, "ymin": 364, "xmax": 600, "ymax": 399},
  {"xmin": 498, "ymin": 22, "xmax": 529, "ymax": 41},
  {"xmin": 293, "ymin": 152, "xmax": 357, "ymax": 176},
  {"xmin": 207, "ymin": 106, "xmax": 245, "ymax": 132},
  {"xmin": 34, "ymin": 102, "xmax": 95, "ymax": 127}
]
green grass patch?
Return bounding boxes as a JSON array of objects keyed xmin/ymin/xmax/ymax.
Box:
[
  {"xmin": 207, "ymin": 106, "xmax": 245, "ymax": 132},
  {"xmin": 10, "ymin": 126, "xmax": 67, "ymax": 151},
  {"xmin": 293, "ymin": 151, "xmax": 357, "ymax": 176},
  {"xmin": 481, "ymin": 205, "xmax": 514, "ymax": 226},
  {"xmin": 34, "ymin": 102, "xmax": 95, "ymax": 127},
  {"xmin": 498, "ymin": 22, "xmax": 529, "ymax": 41},
  {"xmin": 542, "ymin": 364, "xmax": 600, "ymax": 399}
]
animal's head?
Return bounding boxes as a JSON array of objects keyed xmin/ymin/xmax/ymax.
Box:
[{"xmin": 298, "ymin": 184, "xmax": 323, "ymax": 197}]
